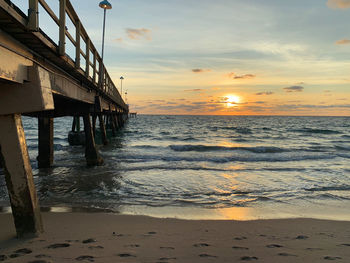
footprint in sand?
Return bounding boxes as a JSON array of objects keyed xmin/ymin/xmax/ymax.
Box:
[
  {"xmin": 27, "ymin": 260, "xmax": 52, "ymax": 263},
  {"xmin": 124, "ymin": 244, "xmax": 140, "ymax": 248},
  {"xmin": 148, "ymin": 231, "xmax": 157, "ymax": 234},
  {"xmin": 266, "ymin": 244, "xmax": 284, "ymax": 248},
  {"xmin": 112, "ymin": 233, "xmax": 124, "ymax": 237},
  {"xmin": 278, "ymin": 252, "xmax": 297, "ymax": 257},
  {"xmin": 324, "ymin": 256, "xmax": 342, "ymax": 260},
  {"xmin": 193, "ymin": 243, "xmax": 210, "ymax": 247},
  {"xmin": 76, "ymin": 255, "xmax": 95, "ymax": 262},
  {"xmin": 199, "ymin": 254, "xmax": 217, "ymax": 258},
  {"xmin": 118, "ymin": 253, "xmax": 136, "ymax": 258},
  {"xmin": 234, "ymin": 236, "xmax": 247, "ymax": 241},
  {"xmin": 0, "ymin": 255, "xmax": 7, "ymax": 261},
  {"xmin": 240, "ymin": 256, "xmax": 258, "ymax": 261},
  {"xmin": 232, "ymin": 246, "xmax": 249, "ymax": 250},
  {"xmin": 88, "ymin": 245, "xmax": 104, "ymax": 249},
  {"xmin": 160, "ymin": 247, "xmax": 175, "ymax": 250},
  {"xmin": 82, "ymin": 238, "xmax": 97, "ymax": 244},
  {"xmin": 337, "ymin": 244, "xmax": 350, "ymax": 247},
  {"xmin": 47, "ymin": 243, "xmax": 70, "ymax": 249},
  {"xmin": 9, "ymin": 248, "xmax": 33, "ymax": 258}
]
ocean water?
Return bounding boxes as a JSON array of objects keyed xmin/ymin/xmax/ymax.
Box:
[{"xmin": 0, "ymin": 115, "xmax": 350, "ymax": 220}]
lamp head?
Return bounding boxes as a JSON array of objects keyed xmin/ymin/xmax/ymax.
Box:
[
  {"xmin": 120, "ymin": 76, "xmax": 124, "ymax": 80},
  {"xmin": 99, "ymin": 0, "xmax": 112, "ymax": 9}
]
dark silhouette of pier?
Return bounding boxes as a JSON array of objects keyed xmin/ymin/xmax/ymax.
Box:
[{"xmin": 0, "ymin": 0, "xmax": 128, "ymax": 237}]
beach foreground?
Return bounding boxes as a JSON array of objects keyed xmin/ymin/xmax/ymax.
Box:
[{"xmin": 0, "ymin": 213, "xmax": 349, "ymax": 262}]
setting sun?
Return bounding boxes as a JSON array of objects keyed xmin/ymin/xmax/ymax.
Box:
[{"xmin": 225, "ymin": 95, "xmax": 241, "ymax": 107}]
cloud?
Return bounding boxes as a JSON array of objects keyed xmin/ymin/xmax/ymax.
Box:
[
  {"xmin": 234, "ymin": 74, "xmax": 255, "ymax": 79},
  {"xmin": 283, "ymin": 86, "xmax": 304, "ymax": 92},
  {"xmin": 255, "ymin": 91, "xmax": 274, "ymax": 95},
  {"xmin": 126, "ymin": 28, "xmax": 152, "ymax": 40},
  {"xmin": 336, "ymin": 39, "xmax": 350, "ymax": 45},
  {"xmin": 192, "ymin": 69, "xmax": 211, "ymax": 73},
  {"xmin": 327, "ymin": 0, "xmax": 350, "ymax": 9},
  {"xmin": 184, "ymin": 89, "xmax": 204, "ymax": 92},
  {"xmin": 228, "ymin": 72, "xmax": 256, "ymax": 79}
]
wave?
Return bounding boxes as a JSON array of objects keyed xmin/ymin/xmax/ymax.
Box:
[
  {"xmin": 292, "ymin": 128, "xmax": 341, "ymax": 135},
  {"xmin": 114, "ymin": 152, "xmax": 335, "ymax": 163},
  {"xmin": 305, "ymin": 186, "xmax": 350, "ymax": 192},
  {"xmin": 169, "ymin": 144, "xmax": 286, "ymax": 153},
  {"xmin": 334, "ymin": 145, "xmax": 350, "ymax": 151},
  {"xmin": 213, "ymin": 126, "xmax": 253, "ymax": 134}
]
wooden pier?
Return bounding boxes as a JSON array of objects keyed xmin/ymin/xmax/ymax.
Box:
[{"xmin": 0, "ymin": 0, "xmax": 128, "ymax": 237}]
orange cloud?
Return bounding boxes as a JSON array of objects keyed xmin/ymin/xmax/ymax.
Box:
[
  {"xmin": 327, "ymin": 0, "xmax": 350, "ymax": 9},
  {"xmin": 336, "ymin": 39, "xmax": 350, "ymax": 45},
  {"xmin": 283, "ymin": 86, "xmax": 304, "ymax": 92},
  {"xmin": 192, "ymin": 69, "xmax": 211, "ymax": 73},
  {"xmin": 126, "ymin": 28, "xmax": 152, "ymax": 40},
  {"xmin": 255, "ymin": 91, "xmax": 274, "ymax": 95},
  {"xmin": 228, "ymin": 72, "xmax": 256, "ymax": 79},
  {"xmin": 184, "ymin": 89, "xmax": 204, "ymax": 92}
]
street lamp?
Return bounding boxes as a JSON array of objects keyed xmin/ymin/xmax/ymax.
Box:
[
  {"xmin": 99, "ymin": 0, "xmax": 112, "ymax": 61},
  {"xmin": 120, "ymin": 76, "xmax": 124, "ymax": 98}
]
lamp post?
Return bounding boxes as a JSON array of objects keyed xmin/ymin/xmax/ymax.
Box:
[
  {"xmin": 120, "ymin": 76, "xmax": 124, "ymax": 98},
  {"xmin": 99, "ymin": 0, "xmax": 112, "ymax": 61}
]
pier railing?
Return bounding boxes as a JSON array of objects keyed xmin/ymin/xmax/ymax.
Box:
[{"xmin": 27, "ymin": 0, "xmax": 125, "ymax": 109}]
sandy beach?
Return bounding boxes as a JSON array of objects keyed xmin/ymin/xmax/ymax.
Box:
[{"xmin": 0, "ymin": 213, "xmax": 349, "ymax": 262}]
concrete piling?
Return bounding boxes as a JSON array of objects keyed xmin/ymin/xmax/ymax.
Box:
[
  {"xmin": 37, "ymin": 117, "xmax": 54, "ymax": 168},
  {"xmin": 83, "ymin": 114, "xmax": 103, "ymax": 166},
  {"xmin": 98, "ymin": 114, "xmax": 108, "ymax": 145},
  {"xmin": 0, "ymin": 114, "xmax": 43, "ymax": 237}
]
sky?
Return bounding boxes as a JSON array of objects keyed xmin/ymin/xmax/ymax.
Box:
[{"xmin": 12, "ymin": 0, "xmax": 350, "ymax": 115}]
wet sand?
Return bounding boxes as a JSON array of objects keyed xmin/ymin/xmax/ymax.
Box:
[{"xmin": 0, "ymin": 212, "xmax": 349, "ymax": 262}]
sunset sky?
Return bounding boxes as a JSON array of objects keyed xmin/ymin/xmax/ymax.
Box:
[{"xmin": 13, "ymin": 0, "xmax": 350, "ymax": 115}]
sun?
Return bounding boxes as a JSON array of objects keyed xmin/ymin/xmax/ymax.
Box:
[{"xmin": 225, "ymin": 95, "xmax": 241, "ymax": 107}]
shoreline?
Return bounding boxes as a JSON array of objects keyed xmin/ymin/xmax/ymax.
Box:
[
  {"xmin": 1, "ymin": 212, "xmax": 350, "ymax": 262},
  {"xmin": 2, "ymin": 202, "xmax": 350, "ymax": 222}
]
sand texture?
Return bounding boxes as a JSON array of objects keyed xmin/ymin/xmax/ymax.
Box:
[{"xmin": 0, "ymin": 213, "xmax": 350, "ymax": 262}]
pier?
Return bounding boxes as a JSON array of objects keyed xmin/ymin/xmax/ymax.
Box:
[{"xmin": 0, "ymin": 0, "xmax": 128, "ymax": 237}]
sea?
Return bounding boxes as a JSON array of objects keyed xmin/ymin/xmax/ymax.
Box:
[{"xmin": 0, "ymin": 115, "xmax": 350, "ymax": 220}]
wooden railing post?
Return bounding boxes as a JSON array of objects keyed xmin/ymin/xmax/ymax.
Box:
[
  {"xmin": 28, "ymin": 0, "xmax": 39, "ymax": 31},
  {"xmin": 85, "ymin": 38, "xmax": 90, "ymax": 77},
  {"xmin": 75, "ymin": 20, "xmax": 81, "ymax": 69},
  {"xmin": 59, "ymin": 0, "xmax": 66, "ymax": 56},
  {"xmin": 93, "ymin": 51, "xmax": 97, "ymax": 83}
]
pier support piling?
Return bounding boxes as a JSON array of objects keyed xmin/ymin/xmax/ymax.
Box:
[
  {"xmin": 98, "ymin": 114, "xmax": 108, "ymax": 145},
  {"xmin": 92, "ymin": 114, "xmax": 97, "ymax": 138},
  {"xmin": 109, "ymin": 112, "xmax": 116, "ymax": 137},
  {"xmin": 37, "ymin": 117, "xmax": 54, "ymax": 168},
  {"xmin": 0, "ymin": 114, "xmax": 43, "ymax": 237},
  {"xmin": 113, "ymin": 114, "xmax": 119, "ymax": 130},
  {"xmin": 94, "ymin": 97, "xmax": 108, "ymax": 145},
  {"xmin": 83, "ymin": 114, "xmax": 103, "ymax": 166}
]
